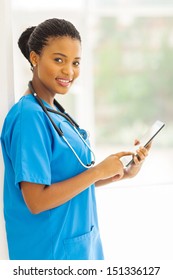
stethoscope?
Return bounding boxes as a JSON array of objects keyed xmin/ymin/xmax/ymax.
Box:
[{"xmin": 28, "ymin": 81, "xmax": 95, "ymax": 169}]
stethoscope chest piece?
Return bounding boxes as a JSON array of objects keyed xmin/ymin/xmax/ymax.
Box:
[
  {"xmin": 60, "ymin": 122, "xmax": 88, "ymax": 141},
  {"xmin": 78, "ymin": 128, "xmax": 88, "ymax": 140}
]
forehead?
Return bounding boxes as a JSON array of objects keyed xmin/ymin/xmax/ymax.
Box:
[{"xmin": 42, "ymin": 36, "xmax": 81, "ymax": 57}]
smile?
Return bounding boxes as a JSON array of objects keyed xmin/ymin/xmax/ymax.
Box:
[{"xmin": 56, "ymin": 78, "xmax": 73, "ymax": 87}]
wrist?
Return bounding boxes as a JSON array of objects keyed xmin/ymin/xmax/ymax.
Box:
[{"xmin": 91, "ymin": 165, "xmax": 102, "ymax": 182}]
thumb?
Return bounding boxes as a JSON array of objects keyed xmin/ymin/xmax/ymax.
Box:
[
  {"xmin": 134, "ymin": 139, "xmax": 140, "ymax": 146},
  {"xmin": 112, "ymin": 174, "xmax": 122, "ymax": 181}
]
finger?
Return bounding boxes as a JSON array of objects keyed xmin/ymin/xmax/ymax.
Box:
[
  {"xmin": 134, "ymin": 147, "xmax": 148, "ymax": 164},
  {"xmin": 134, "ymin": 139, "xmax": 140, "ymax": 146},
  {"xmin": 145, "ymin": 141, "xmax": 152, "ymax": 150},
  {"xmin": 133, "ymin": 155, "xmax": 139, "ymax": 165},
  {"xmin": 136, "ymin": 151, "xmax": 145, "ymax": 161},
  {"xmin": 133, "ymin": 155, "xmax": 141, "ymax": 165},
  {"xmin": 116, "ymin": 151, "xmax": 135, "ymax": 159},
  {"xmin": 138, "ymin": 146, "xmax": 148, "ymax": 157}
]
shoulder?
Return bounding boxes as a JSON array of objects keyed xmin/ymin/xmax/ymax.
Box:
[
  {"xmin": 5, "ymin": 95, "xmax": 41, "ymax": 117},
  {"xmin": 1, "ymin": 95, "xmax": 46, "ymax": 136},
  {"xmin": 6, "ymin": 95, "xmax": 44, "ymax": 121},
  {"xmin": 17, "ymin": 94, "xmax": 43, "ymax": 114}
]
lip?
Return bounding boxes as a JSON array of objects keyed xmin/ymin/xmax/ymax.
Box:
[{"xmin": 56, "ymin": 77, "xmax": 73, "ymax": 88}]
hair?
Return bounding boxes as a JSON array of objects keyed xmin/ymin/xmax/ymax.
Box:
[{"xmin": 18, "ymin": 18, "xmax": 81, "ymax": 65}]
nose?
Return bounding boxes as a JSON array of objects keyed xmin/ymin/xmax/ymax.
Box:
[{"xmin": 61, "ymin": 63, "xmax": 74, "ymax": 77}]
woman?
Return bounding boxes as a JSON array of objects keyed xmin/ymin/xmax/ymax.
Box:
[{"xmin": 1, "ymin": 18, "xmax": 149, "ymax": 260}]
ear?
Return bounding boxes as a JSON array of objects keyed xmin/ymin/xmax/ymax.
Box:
[{"xmin": 30, "ymin": 51, "xmax": 39, "ymax": 67}]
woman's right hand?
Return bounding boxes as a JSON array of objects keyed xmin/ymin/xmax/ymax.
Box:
[{"xmin": 94, "ymin": 151, "xmax": 134, "ymax": 181}]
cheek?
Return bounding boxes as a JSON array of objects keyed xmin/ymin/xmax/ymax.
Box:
[
  {"xmin": 37, "ymin": 63, "xmax": 56, "ymax": 79},
  {"xmin": 75, "ymin": 68, "xmax": 80, "ymax": 79}
]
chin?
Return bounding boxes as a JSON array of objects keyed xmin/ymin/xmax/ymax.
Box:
[
  {"xmin": 56, "ymin": 92, "xmax": 68, "ymax": 96},
  {"xmin": 55, "ymin": 89, "xmax": 70, "ymax": 95},
  {"xmin": 56, "ymin": 86, "xmax": 72, "ymax": 95}
]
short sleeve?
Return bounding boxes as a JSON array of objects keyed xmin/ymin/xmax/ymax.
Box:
[{"xmin": 11, "ymin": 105, "xmax": 53, "ymax": 186}]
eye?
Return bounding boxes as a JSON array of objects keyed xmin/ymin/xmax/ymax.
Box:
[
  {"xmin": 54, "ymin": 58, "xmax": 63, "ymax": 63},
  {"xmin": 73, "ymin": 61, "xmax": 80, "ymax": 67}
]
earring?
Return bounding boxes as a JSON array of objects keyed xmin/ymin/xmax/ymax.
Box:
[{"xmin": 31, "ymin": 63, "xmax": 36, "ymax": 72}]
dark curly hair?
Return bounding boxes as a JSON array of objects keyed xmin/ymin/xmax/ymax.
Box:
[{"xmin": 18, "ymin": 18, "xmax": 81, "ymax": 66}]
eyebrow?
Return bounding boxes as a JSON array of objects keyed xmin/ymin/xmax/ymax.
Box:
[{"xmin": 53, "ymin": 52, "xmax": 81, "ymax": 59}]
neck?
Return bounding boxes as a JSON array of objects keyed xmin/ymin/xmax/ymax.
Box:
[{"xmin": 29, "ymin": 79, "xmax": 56, "ymax": 108}]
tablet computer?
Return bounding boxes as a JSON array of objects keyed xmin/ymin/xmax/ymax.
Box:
[{"xmin": 123, "ymin": 120, "xmax": 165, "ymax": 167}]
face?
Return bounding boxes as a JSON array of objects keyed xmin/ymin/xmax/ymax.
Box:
[{"xmin": 30, "ymin": 36, "xmax": 81, "ymax": 97}]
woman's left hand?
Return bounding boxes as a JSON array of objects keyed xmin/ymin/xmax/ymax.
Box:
[{"xmin": 124, "ymin": 140, "xmax": 152, "ymax": 178}]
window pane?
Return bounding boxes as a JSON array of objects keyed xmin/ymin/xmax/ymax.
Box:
[
  {"xmin": 12, "ymin": 0, "xmax": 85, "ymax": 10},
  {"xmin": 94, "ymin": 16, "xmax": 173, "ymax": 148},
  {"xmin": 95, "ymin": 0, "xmax": 173, "ymax": 8}
]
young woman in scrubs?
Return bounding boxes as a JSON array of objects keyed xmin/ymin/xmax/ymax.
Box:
[{"xmin": 1, "ymin": 18, "xmax": 150, "ymax": 260}]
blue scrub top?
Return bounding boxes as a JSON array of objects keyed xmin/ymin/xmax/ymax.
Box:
[{"xmin": 0, "ymin": 94, "xmax": 104, "ymax": 260}]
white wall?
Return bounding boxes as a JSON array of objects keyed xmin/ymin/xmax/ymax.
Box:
[
  {"xmin": 95, "ymin": 145, "xmax": 173, "ymax": 260},
  {"xmin": 0, "ymin": 0, "xmax": 14, "ymax": 259}
]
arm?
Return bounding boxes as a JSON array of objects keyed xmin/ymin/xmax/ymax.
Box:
[
  {"xmin": 21, "ymin": 167, "xmax": 99, "ymax": 214},
  {"xmin": 21, "ymin": 151, "xmax": 133, "ymax": 214}
]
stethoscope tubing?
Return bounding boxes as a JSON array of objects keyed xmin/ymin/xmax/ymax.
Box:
[
  {"xmin": 46, "ymin": 104, "xmax": 79, "ymax": 129},
  {"xmin": 29, "ymin": 82, "xmax": 95, "ymax": 169}
]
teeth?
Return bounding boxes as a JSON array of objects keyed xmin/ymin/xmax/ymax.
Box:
[{"xmin": 58, "ymin": 79, "xmax": 71, "ymax": 83}]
